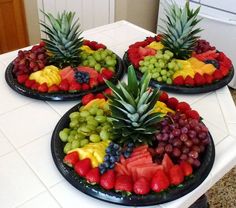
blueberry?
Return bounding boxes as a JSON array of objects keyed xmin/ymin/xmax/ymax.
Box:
[
  {"xmin": 104, "ymin": 155, "xmax": 110, "ymax": 162},
  {"xmin": 127, "ymin": 143, "xmax": 134, "ymax": 148},
  {"xmin": 113, "ymin": 143, "xmax": 120, "ymax": 150},
  {"xmin": 100, "ymin": 168, "xmax": 106, "ymax": 174},
  {"xmin": 106, "ymin": 147, "xmax": 111, "ymax": 154},
  {"xmin": 114, "ymin": 155, "xmax": 120, "ymax": 162},
  {"xmin": 115, "ymin": 150, "xmax": 121, "ymax": 156},
  {"xmin": 104, "ymin": 161, "xmax": 110, "ymax": 168},
  {"xmin": 109, "ymin": 156, "xmax": 116, "ymax": 163},
  {"xmin": 126, "ymin": 147, "xmax": 133, "ymax": 153},
  {"xmin": 123, "ymin": 151, "xmax": 131, "ymax": 158},
  {"xmin": 109, "ymin": 163, "xmax": 115, "ymax": 169}
]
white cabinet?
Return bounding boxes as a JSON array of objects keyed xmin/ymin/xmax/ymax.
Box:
[{"xmin": 37, "ymin": 0, "xmax": 114, "ymax": 32}]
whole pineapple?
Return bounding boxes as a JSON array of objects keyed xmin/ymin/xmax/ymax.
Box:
[
  {"xmin": 105, "ymin": 66, "xmax": 163, "ymax": 146},
  {"xmin": 40, "ymin": 11, "xmax": 83, "ymax": 68},
  {"xmin": 161, "ymin": 1, "xmax": 202, "ymax": 59}
]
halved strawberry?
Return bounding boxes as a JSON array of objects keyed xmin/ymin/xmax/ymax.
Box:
[
  {"xmin": 38, "ymin": 83, "xmax": 48, "ymax": 93},
  {"xmin": 81, "ymin": 83, "xmax": 90, "ymax": 91},
  {"xmin": 103, "ymin": 88, "xmax": 112, "ymax": 96},
  {"xmin": 89, "ymin": 78, "xmax": 98, "ymax": 88},
  {"xmin": 97, "ymin": 74, "xmax": 105, "ymax": 84},
  {"xmin": 194, "ymin": 73, "xmax": 206, "ymax": 86},
  {"xmin": 17, "ymin": 74, "xmax": 29, "ymax": 84},
  {"xmin": 173, "ymin": 76, "xmax": 184, "ymax": 85},
  {"xmin": 167, "ymin": 97, "xmax": 179, "ymax": 110},
  {"xmin": 59, "ymin": 79, "xmax": 70, "ymax": 91},
  {"xmin": 63, "ymin": 151, "xmax": 79, "ymax": 167},
  {"xmin": 176, "ymin": 102, "xmax": 191, "ymax": 113},
  {"xmin": 101, "ymin": 68, "xmax": 114, "ymax": 80},
  {"xmin": 115, "ymin": 175, "xmax": 133, "ymax": 192},
  {"xmin": 151, "ymin": 169, "xmax": 170, "ymax": 192},
  {"xmin": 95, "ymin": 43, "xmax": 106, "ymax": 50},
  {"xmin": 133, "ymin": 177, "xmax": 150, "ymax": 195},
  {"xmin": 48, "ymin": 84, "xmax": 60, "ymax": 93},
  {"xmin": 203, "ymin": 73, "xmax": 213, "ymax": 84},
  {"xmin": 85, "ymin": 167, "xmax": 100, "ymax": 184},
  {"xmin": 25, "ymin": 79, "xmax": 36, "ymax": 88},
  {"xmin": 169, "ymin": 165, "xmax": 184, "ymax": 186},
  {"xmin": 184, "ymin": 75, "xmax": 195, "ymax": 86},
  {"xmin": 159, "ymin": 91, "xmax": 169, "ymax": 103},
  {"xmin": 180, "ymin": 161, "xmax": 193, "ymax": 177},
  {"xmin": 74, "ymin": 158, "xmax": 92, "ymax": 177},
  {"xmin": 186, "ymin": 110, "xmax": 200, "ymax": 121},
  {"xmin": 82, "ymin": 93, "xmax": 95, "ymax": 105},
  {"xmin": 31, "ymin": 82, "xmax": 40, "ymax": 90},
  {"xmin": 100, "ymin": 169, "xmax": 115, "ymax": 190},
  {"xmin": 95, "ymin": 93, "xmax": 105, "ymax": 99},
  {"xmin": 69, "ymin": 81, "xmax": 81, "ymax": 92},
  {"xmin": 213, "ymin": 70, "xmax": 223, "ymax": 81}
]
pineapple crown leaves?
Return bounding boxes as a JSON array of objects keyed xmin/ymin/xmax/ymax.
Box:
[
  {"xmin": 160, "ymin": 1, "xmax": 202, "ymax": 59},
  {"xmin": 40, "ymin": 10, "xmax": 84, "ymax": 67},
  {"xmin": 105, "ymin": 66, "xmax": 164, "ymax": 145}
]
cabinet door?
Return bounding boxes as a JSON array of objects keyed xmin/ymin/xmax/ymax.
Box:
[{"xmin": 200, "ymin": 0, "xmax": 236, "ymax": 14}]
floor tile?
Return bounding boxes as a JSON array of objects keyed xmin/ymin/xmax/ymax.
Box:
[
  {"xmin": 0, "ymin": 151, "xmax": 45, "ymax": 208},
  {"xmin": 0, "ymin": 101, "xmax": 60, "ymax": 148},
  {"xmin": 0, "ymin": 130, "xmax": 14, "ymax": 156},
  {"xmin": 19, "ymin": 133, "xmax": 63, "ymax": 188},
  {"xmin": 46, "ymin": 101, "xmax": 79, "ymax": 116},
  {"xmin": 50, "ymin": 181, "xmax": 130, "ymax": 208},
  {"xmin": 17, "ymin": 191, "xmax": 60, "ymax": 208}
]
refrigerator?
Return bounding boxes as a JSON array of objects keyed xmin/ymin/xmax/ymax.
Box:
[{"xmin": 157, "ymin": 0, "xmax": 236, "ymax": 88}]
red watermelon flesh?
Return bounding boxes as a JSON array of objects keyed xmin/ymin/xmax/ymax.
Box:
[
  {"xmin": 126, "ymin": 156, "xmax": 153, "ymax": 172},
  {"xmin": 77, "ymin": 66, "xmax": 99, "ymax": 79},
  {"xmin": 162, "ymin": 153, "xmax": 174, "ymax": 174},
  {"xmin": 132, "ymin": 144, "xmax": 148, "ymax": 153},
  {"xmin": 114, "ymin": 163, "xmax": 130, "ymax": 176},
  {"xmin": 125, "ymin": 152, "xmax": 151, "ymax": 164},
  {"xmin": 59, "ymin": 66, "xmax": 73, "ymax": 80}
]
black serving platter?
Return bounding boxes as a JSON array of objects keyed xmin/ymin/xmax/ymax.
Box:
[
  {"xmin": 51, "ymin": 102, "xmax": 215, "ymax": 206},
  {"xmin": 123, "ymin": 52, "xmax": 234, "ymax": 94},
  {"xmin": 5, "ymin": 55, "xmax": 125, "ymax": 101}
]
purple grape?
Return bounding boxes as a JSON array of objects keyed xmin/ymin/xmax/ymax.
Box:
[
  {"xmin": 188, "ymin": 150, "xmax": 199, "ymax": 159},
  {"xmin": 180, "ymin": 134, "xmax": 188, "ymax": 142}
]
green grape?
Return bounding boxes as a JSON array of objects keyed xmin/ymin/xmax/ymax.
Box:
[
  {"xmin": 165, "ymin": 50, "xmax": 174, "ymax": 58},
  {"xmin": 103, "ymin": 103, "xmax": 110, "ymax": 112},
  {"xmin": 88, "ymin": 59, "xmax": 96, "ymax": 67},
  {"xmin": 69, "ymin": 112, "xmax": 80, "ymax": 120},
  {"xmin": 86, "ymin": 115, "xmax": 94, "ymax": 121},
  {"xmin": 59, "ymin": 129, "xmax": 69, "ymax": 142},
  {"xmin": 143, "ymin": 61, "xmax": 149, "ymax": 66},
  {"xmin": 162, "ymin": 75, "xmax": 167, "ymax": 82},
  {"xmin": 157, "ymin": 77, "xmax": 163, "ymax": 82},
  {"xmin": 82, "ymin": 60, "xmax": 89, "ymax": 66},
  {"xmin": 159, "ymin": 61, "xmax": 165, "ymax": 68},
  {"xmin": 160, "ymin": 69, "xmax": 167, "ymax": 75},
  {"xmin": 154, "ymin": 62, "xmax": 160, "ymax": 68},
  {"xmin": 166, "ymin": 72, "xmax": 171, "ymax": 77},
  {"xmin": 89, "ymin": 107, "xmax": 98, "ymax": 115},
  {"xmin": 100, "ymin": 129, "xmax": 109, "ymax": 140},
  {"xmin": 94, "ymin": 63, "xmax": 101, "ymax": 71},
  {"xmin": 106, "ymin": 59, "xmax": 116, "ymax": 66},
  {"xmin": 96, "ymin": 109, "xmax": 104, "ymax": 116},
  {"xmin": 69, "ymin": 130, "xmax": 77, "ymax": 136},
  {"xmin": 69, "ymin": 120, "xmax": 78, "ymax": 128},
  {"xmin": 150, "ymin": 57, "xmax": 156, "ymax": 64},
  {"xmin": 107, "ymin": 66, "xmax": 115, "ymax": 71},
  {"xmin": 144, "ymin": 56, "xmax": 151, "ymax": 61},
  {"xmin": 71, "ymin": 140, "xmax": 80, "ymax": 149},
  {"xmin": 80, "ymin": 139, "xmax": 89, "ymax": 147},
  {"xmin": 93, "ymin": 52, "xmax": 102, "ymax": 61},
  {"xmin": 166, "ymin": 78, "xmax": 173, "ymax": 84},
  {"xmin": 64, "ymin": 143, "xmax": 72, "ymax": 154},
  {"xmin": 76, "ymin": 132, "xmax": 86, "ymax": 140},
  {"xmin": 95, "ymin": 115, "xmax": 107, "ymax": 123},
  {"xmin": 155, "ymin": 54, "xmax": 163, "ymax": 59},
  {"xmin": 148, "ymin": 64, "xmax": 154, "ymax": 71},
  {"xmin": 81, "ymin": 53, "xmax": 88, "ymax": 60},
  {"xmin": 102, "ymin": 124, "xmax": 111, "ymax": 131},
  {"xmin": 152, "ymin": 73, "xmax": 159, "ymax": 79},
  {"xmin": 111, "ymin": 54, "xmax": 117, "ymax": 59},
  {"xmin": 79, "ymin": 126, "xmax": 91, "ymax": 133},
  {"xmin": 168, "ymin": 62, "xmax": 175, "ymax": 70},
  {"xmin": 89, "ymin": 134, "xmax": 101, "ymax": 143},
  {"xmin": 163, "ymin": 54, "xmax": 170, "ymax": 60},
  {"xmin": 80, "ymin": 110, "xmax": 90, "ymax": 117},
  {"xmin": 139, "ymin": 60, "xmax": 144, "ymax": 66},
  {"xmin": 67, "ymin": 134, "xmax": 75, "ymax": 143}
]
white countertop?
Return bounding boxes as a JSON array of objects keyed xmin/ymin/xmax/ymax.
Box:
[{"xmin": 0, "ymin": 20, "xmax": 236, "ymax": 208}]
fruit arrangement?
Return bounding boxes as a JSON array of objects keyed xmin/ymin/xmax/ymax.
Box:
[
  {"xmin": 6, "ymin": 11, "xmax": 123, "ymax": 100},
  {"xmin": 124, "ymin": 2, "xmax": 233, "ymax": 93},
  {"xmin": 52, "ymin": 66, "xmax": 214, "ymax": 205}
]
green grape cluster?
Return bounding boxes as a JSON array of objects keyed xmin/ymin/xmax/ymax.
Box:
[
  {"xmin": 139, "ymin": 50, "xmax": 181, "ymax": 84},
  {"xmin": 80, "ymin": 49, "xmax": 117, "ymax": 72},
  {"xmin": 59, "ymin": 101, "xmax": 113, "ymax": 154}
]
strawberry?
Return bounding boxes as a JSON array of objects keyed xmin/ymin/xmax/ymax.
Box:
[
  {"xmin": 115, "ymin": 175, "xmax": 133, "ymax": 192},
  {"xmin": 81, "ymin": 83, "xmax": 90, "ymax": 91},
  {"xmin": 159, "ymin": 91, "xmax": 169, "ymax": 103},
  {"xmin": 186, "ymin": 110, "xmax": 200, "ymax": 121},
  {"xmin": 151, "ymin": 169, "xmax": 170, "ymax": 192},
  {"xmin": 180, "ymin": 161, "xmax": 193, "ymax": 177},
  {"xmin": 173, "ymin": 76, "xmax": 184, "ymax": 85},
  {"xmin": 203, "ymin": 74, "xmax": 213, "ymax": 84},
  {"xmin": 95, "ymin": 93, "xmax": 105, "ymax": 99},
  {"xmin": 74, "ymin": 158, "xmax": 92, "ymax": 177},
  {"xmin": 104, "ymin": 88, "xmax": 112, "ymax": 96},
  {"xmin": 194, "ymin": 73, "xmax": 206, "ymax": 86},
  {"xmin": 17, "ymin": 74, "xmax": 29, "ymax": 84},
  {"xmin": 31, "ymin": 82, "xmax": 40, "ymax": 90},
  {"xmin": 48, "ymin": 84, "xmax": 60, "ymax": 93},
  {"xmin": 85, "ymin": 167, "xmax": 100, "ymax": 184},
  {"xmin": 39, "ymin": 41, "xmax": 46, "ymax": 47},
  {"xmin": 97, "ymin": 74, "xmax": 105, "ymax": 84},
  {"xmin": 25, "ymin": 79, "xmax": 36, "ymax": 88},
  {"xmin": 169, "ymin": 165, "xmax": 184, "ymax": 186},
  {"xmin": 213, "ymin": 70, "xmax": 223, "ymax": 81},
  {"xmin": 155, "ymin": 34, "xmax": 163, "ymax": 42},
  {"xmin": 220, "ymin": 66, "xmax": 230, "ymax": 76},
  {"xmin": 184, "ymin": 76, "xmax": 195, "ymax": 86},
  {"xmin": 133, "ymin": 177, "xmax": 150, "ymax": 195},
  {"xmin": 100, "ymin": 169, "xmax": 115, "ymax": 190},
  {"xmin": 38, "ymin": 83, "xmax": 48, "ymax": 93},
  {"xmin": 83, "ymin": 39, "xmax": 91, "ymax": 47},
  {"xmin": 95, "ymin": 43, "xmax": 106, "ymax": 50},
  {"xmin": 89, "ymin": 78, "xmax": 98, "ymax": 88},
  {"xmin": 101, "ymin": 68, "xmax": 114, "ymax": 80},
  {"xmin": 145, "ymin": 36, "xmax": 156, "ymax": 44},
  {"xmin": 82, "ymin": 93, "xmax": 95, "ymax": 105},
  {"xmin": 63, "ymin": 151, "xmax": 79, "ymax": 167},
  {"xmin": 176, "ymin": 102, "xmax": 191, "ymax": 113},
  {"xmin": 69, "ymin": 82, "xmax": 81, "ymax": 92},
  {"xmin": 59, "ymin": 79, "xmax": 69, "ymax": 91},
  {"xmin": 167, "ymin": 97, "xmax": 179, "ymax": 110},
  {"xmin": 90, "ymin": 41, "xmax": 98, "ymax": 50}
]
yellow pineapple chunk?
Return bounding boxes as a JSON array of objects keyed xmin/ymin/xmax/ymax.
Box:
[{"xmin": 147, "ymin": 41, "xmax": 164, "ymax": 50}]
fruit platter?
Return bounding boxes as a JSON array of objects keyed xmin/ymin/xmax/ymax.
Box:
[
  {"xmin": 123, "ymin": 2, "xmax": 234, "ymax": 94},
  {"xmin": 5, "ymin": 11, "xmax": 124, "ymax": 101},
  {"xmin": 51, "ymin": 66, "xmax": 215, "ymax": 206}
]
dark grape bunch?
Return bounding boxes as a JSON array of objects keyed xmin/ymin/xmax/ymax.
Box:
[
  {"xmin": 74, "ymin": 71, "xmax": 90, "ymax": 84},
  {"xmin": 13, "ymin": 42, "xmax": 48, "ymax": 76},
  {"xmin": 194, "ymin": 39, "xmax": 216, "ymax": 54},
  {"xmin": 122, "ymin": 142, "xmax": 135, "ymax": 158},
  {"xmin": 155, "ymin": 112, "xmax": 210, "ymax": 167},
  {"xmin": 99, "ymin": 142, "xmax": 121, "ymax": 174}
]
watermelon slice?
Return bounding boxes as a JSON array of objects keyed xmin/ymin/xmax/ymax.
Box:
[
  {"xmin": 134, "ymin": 164, "xmax": 163, "ymax": 181},
  {"xmin": 77, "ymin": 66, "xmax": 99, "ymax": 79},
  {"xmin": 162, "ymin": 153, "xmax": 174, "ymax": 174}
]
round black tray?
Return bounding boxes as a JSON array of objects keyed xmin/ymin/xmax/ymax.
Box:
[
  {"xmin": 5, "ymin": 55, "xmax": 125, "ymax": 101},
  {"xmin": 123, "ymin": 52, "xmax": 234, "ymax": 94},
  {"xmin": 51, "ymin": 102, "xmax": 215, "ymax": 206}
]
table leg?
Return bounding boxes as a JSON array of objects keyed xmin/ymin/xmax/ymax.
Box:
[{"xmin": 189, "ymin": 194, "xmax": 209, "ymax": 208}]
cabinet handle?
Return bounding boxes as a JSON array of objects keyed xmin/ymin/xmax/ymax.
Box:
[{"xmin": 199, "ymin": 13, "xmax": 236, "ymax": 26}]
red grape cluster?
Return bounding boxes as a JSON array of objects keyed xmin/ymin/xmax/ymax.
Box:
[
  {"xmin": 194, "ymin": 39, "xmax": 216, "ymax": 54},
  {"xmin": 13, "ymin": 42, "xmax": 48, "ymax": 76},
  {"xmin": 155, "ymin": 112, "xmax": 210, "ymax": 167}
]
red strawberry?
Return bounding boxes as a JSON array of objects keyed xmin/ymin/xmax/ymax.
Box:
[
  {"xmin": 59, "ymin": 79, "xmax": 69, "ymax": 91},
  {"xmin": 133, "ymin": 177, "xmax": 150, "ymax": 195},
  {"xmin": 95, "ymin": 43, "xmax": 106, "ymax": 50},
  {"xmin": 48, "ymin": 84, "xmax": 60, "ymax": 93},
  {"xmin": 69, "ymin": 82, "xmax": 81, "ymax": 91},
  {"xmin": 104, "ymin": 88, "xmax": 112, "ymax": 96},
  {"xmin": 159, "ymin": 91, "xmax": 169, "ymax": 103},
  {"xmin": 63, "ymin": 151, "xmax": 79, "ymax": 167},
  {"xmin": 151, "ymin": 169, "xmax": 170, "ymax": 192},
  {"xmin": 83, "ymin": 39, "xmax": 91, "ymax": 47},
  {"xmin": 81, "ymin": 83, "xmax": 90, "ymax": 91},
  {"xmin": 82, "ymin": 93, "xmax": 95, "ymax": 105},
  {"xmin": 38, "ymin": 83, "xmax": 48, "ymax": 93},
  {"xmin": 85, "ymin": 167, "xmax": 100, "ymax": 184},
  {"xmin": 176, "ymin": 102, "xmax": 191, "ymax": 113},
  {"xmin": 25, "ymin": 79, "xmax": 36, "ymax": 88},
  {"xmin": 173, "ymin": 76, "xmax": 184, "ymax": 85},
  {"xmin": 220, "ymin": 66, "xmax": 230, "ymax": 76},
  {"xmin": 167, "ymin": 97, "xmax": 179, "ymax": 110},
  {"xmin": 95, "ymin": 93, "xmax": 105, "ymax": 99},
  {"xmin": 101, "ymin": 68, "xmax": 114, "ymax": 80},
  {"xmin": 115, "ymin": 175, "xmax": 133, "ymax": 192},
  {"xmin": 203, "ymin": 74, "xmax": 213, "ymax": 84},
  {"xmin": 90, "ymin": 41, "xmax": 98, "ymax": 50},
  {"xmin": 145, "ymin": 36, "xmax": 156, "ymax": 44},
  {"xmin": 74, "ymin": 158, "xmax": 92, "ymax": 177},
  {"xmin": 39, "ymin": 41, "xmax": 46, "ymax": 47},
  {"xmin": 180, "ymin": 161, "xmax": 193, "ymax": 177},
  {"xmin": 213, "ymin": 70, "xmax": 223, "ymax": 81},
  {"xmin": 169, "ymin": 165, "xmax": 184, "ymax": 186},
  {"xmin": 89, "ymin": 78, "xmax": 98, "ymax": 88},
  {"xmin": 184, "ymin": 76, "xmax": 195, "ymax": 86},
  {"xmin": 100, "ymin": 169, "xmax": 115, "ymax": 190},
  {"xmin": 17, "ymin": 74, "xmax": 29, "ymax": 84},
  {"xmin": 31, "ymin": 82, "xmax": 40, "ymax": 90},
  {"xmin": 155, "ymin": 34, "xmax": 163, "ymax": 42},
  {"xmin": 194, "ymin": 73, "xmax": 206, "ymax": 86},
  {"xmin": 97, "ymin": 74, "xmax": 105, "ymax": 84},
  {"xmin": 186, "ymin": 110, "xmax": 200, "ymax": 120}
]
